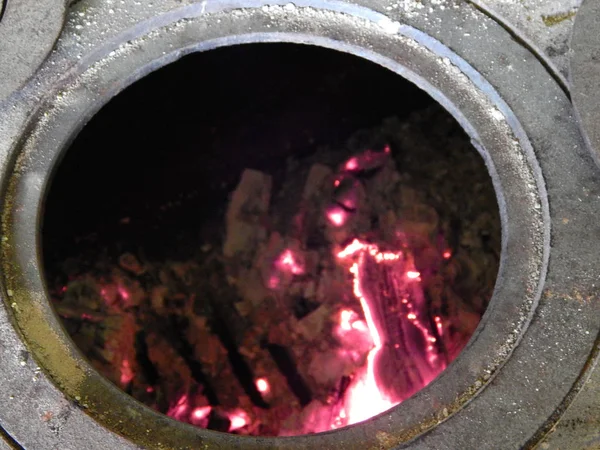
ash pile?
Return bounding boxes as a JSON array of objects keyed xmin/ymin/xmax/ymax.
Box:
[{"xmin": 50, "ymin": 107, "xmax": 500, "ymax": 436}]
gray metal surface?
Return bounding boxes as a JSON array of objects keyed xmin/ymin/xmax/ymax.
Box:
[
  {"xmin": 471, "ymin": 0, "xmax": 582, "ymax": 84},
  {"xmin": 539, "ymin": 353, "xmax": 600, "ymax": 449},
  {"xmin": 570, "ymin": 0, "xmax": 600, "ymax": 169},
  {"xmin": 0, "ymin": 0, "xmax": 68, "ymax": 102},
  {"xmin": 0, "ymin": 0, "xmax": 598, "ymax": 449}
]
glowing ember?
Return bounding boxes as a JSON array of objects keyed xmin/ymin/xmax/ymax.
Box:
[
  {"xmin": 117, "ymin": 285, "xmax": 130, "ymax": 301},
  {"xmin": 345, "ymin": 157, "xmax": 359, "ymax": 171},
  {"xmin": 435, "ymin": 316, "xmax": 444, "ymax": 336},
  {"xmin": 267, "ymin": 274, "xmax": 279, "ymax": 289},
  {"xmin": 341, "ymin": 147, "xmax": 390, "ymax": 174},
  {"xmin": 228, "ymin": 410, "xmax": 250, "ymax": 431},
  {"xmin": 344, "ymin": 258, "xmax": 393, "ymax": 423},
  {"xmin": 337, "ymin": 239, "xmax": 367, "ymax": 258},
  {"xmin": 406, "ymin": 271, "xmax": 420, "ymax": 279},
  {"xmin": 326, "ymin": 206, "xmax": 349, "ymax": 227},
  {"xmin": 256, "ymin": 377, "xmax": 270, "ymax": 394},
  {"xmin": 50, "ymin": 109, "xmax": 499, "ymax": 437},
  {"xmin": 276, "ymin": 249, "xmax": 304, "ymax": 275},
  {"xmin": 167, "ymin": 394, "xmax": 189, "ymax": 421},
  {"xmin": 351, "ymin": 320, "xmax": 368, "ymax": 332},
  {"xmin": 120, "ymin": 359, "xmax": 134, "ymax": 386},
  {"xmin": 334, "ymin": 238, "xmax": 446, "ymax": 426},
  {"xmin": 339, "ymin": 309, "xmax": 355, "ymax": 331},
  {"xmin": 192, "ymin": 406, "xmax": 212, "ymax": 422}
]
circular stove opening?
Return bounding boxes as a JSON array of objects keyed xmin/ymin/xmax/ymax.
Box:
[{"xmin": 41, "ymin": 43, "xmax": 500, "ymax": 437}]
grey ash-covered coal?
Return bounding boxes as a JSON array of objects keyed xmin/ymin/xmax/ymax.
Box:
[{"xmin": 48, "ymin": 107, "xmax": 500, "ymax": 436}]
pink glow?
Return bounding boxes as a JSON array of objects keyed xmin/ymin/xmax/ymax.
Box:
[
  {"xmin": 256, "ymin": 377, "xmax": 270, "ymax": 394},
  {"xmin": 333, "ymin": 238, "xmax": 446, "ymax": 426},
  {"xmin": 403, "ymin": 301, "xmax": 442, "ymax": 368},
  {"xmin": 435, "ymin": 316, "xmax": 443, "ymax": 336},
  {"xmin": 117, "ymin": 285, "xmax": 130, "ymax": 301},
  {"xmin": 345, "ymin": 157, "xmax": 359, "ymax": 171},
  {"xmin": 443, "ymin": 250, "xmax": 452, "ymax": 259},
  {"xmin": 340, "ymin": 309, "xmax": 354, "ymax": 331},
  {"xmin": 267, "ymin": 249, "xmax": 305, "ymax": 290},
  {"xmin": 337, "ymin": 239, "xmax": 367, "ymax": 258},
  {"xmin": 334, "ymin": 179, "xmax": 341, "ymax": 187},
  {"xmin": 343, "ymin": 257, "xmax": 392, "ymax": 423},
  {"xmin": 341, "ymin": 147, "xmax": 391, "ymax": 174},
  {"xmin": 326, "ymin": 206, "xmax": 349, "ymax": 227},
  {"xmin": 120, "ymin": 359, "xmax": 134, "ymax": 386},
  {"xmin": 335, "ymin": 308, "xmax": 372, "ymax": 351},
  {"xmin": 267, "ymin": 275, "xmax": 279, "ymax": 289},
  {"xmin": 146, "ymin": 386, "xmax": 154, "ymax": 393},
  {"xmin": 191, "ymin": 406, "xmax": 212, "ymax": 422},
  {"xmin": 228, "ymin": 410, "xmax": 249, "ymax": 431},
  {"xmin": 276, "ymin": 249, "xmax": 304, "ymax": 275},
  {"xmin": 374, "ymin": 251, "xmax": 401, "ymax": 263},
  {"xmin": 406, "ymin": 271, "xmax": 420, "ymax": 279},
  {"xmin": 351, "ymin": 320, "xmax": 368, "ymax": 332},
  {"xmin": 167, "ymin": 394, "xmax": 189, "ymax": 421}
]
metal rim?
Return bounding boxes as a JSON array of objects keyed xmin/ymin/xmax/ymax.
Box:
[
  {"xmin": 570, "ymin": 0, "xmax": 600, "ymax": 167},
  {"xmin": 0, "ymin": 1, "xmax": 598, "ymax": 449}
]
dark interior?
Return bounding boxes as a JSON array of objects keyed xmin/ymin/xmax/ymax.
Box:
[{"xmin": 42, "ymin": 43, "xmax": 434, "ymax": 265}]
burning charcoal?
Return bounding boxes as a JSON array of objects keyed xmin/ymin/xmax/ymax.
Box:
[
  {"xmin": 307, "ymin": 350, "xmax": 355, "ymax": 386},
  {"xmin": 292, "ymin": 296, "xmax": 320, "ymax": 319},
  {"xmin": 340, "ymin": 147, "xmax": 390, "ymax": 175},
  {"xmin": 292, "ymin": 304, "xmax": 331, "ymax": 341},
  {"xmin": 48, "ymin": 105, "xmax": 500, "ymax": 436},
  {"xmin": 324, "ymin": 174, "xmax": 370, "ymax": 245},
  {"xmin": 98, "ymin": 313, "xmax": 139, "ymax": 388},
  {"xmin": 146, "ymin": 332, "xmax": 194, "ymax": 404},
  {"xmin": 224, "ymin": 169, "xmax": 272, "ymax": 259},
  {"xmin": 256, "ymin": 237, "xmax": 308, "ymax": 296},
  {"xmin": 186, "ymin": 316, "xmax": 228, "ymax": 377},
  {"xmin": 109, "ymin": 269, "xmax": 146, "ymax": 308},
  {"xmin": 280, "ymin": 399, "xmax": 337, "ymax": 435}
]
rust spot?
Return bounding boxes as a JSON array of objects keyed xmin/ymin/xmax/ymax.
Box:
[{"xmin": 541, "ymin": 10, "xmax": 576, "ymax": 27}]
